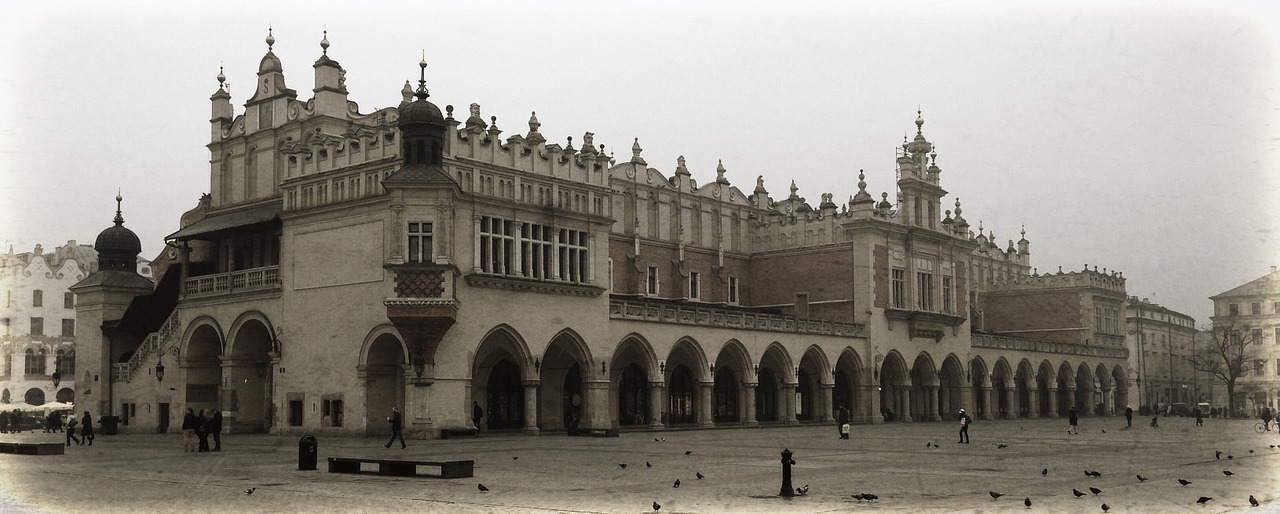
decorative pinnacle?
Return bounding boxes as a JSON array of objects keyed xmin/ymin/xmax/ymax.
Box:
[
  {"xmin": 857, "ymin": 169, "xmax": 866, "ymax": 191},
  {"xmin": 217, "ymin": 65, "xmax": 226, "ymax": 90},
  {"xmin": 266, "ymin": 27, "xmax": 275, "ymax": 51},
  {"xmin": 321, "ymin": 29, "xmax": 329, "ymax": 55},
  {"xmin": 114, "ymin": 190, "xmax": 124, "ymax": 226},
  {"xmin": 415, "ymin": 52, "xmax": 429, "ymax": 100},
  {"xmin": 916, "ymin": 108, "xmax": 924, "ymax": 133}
]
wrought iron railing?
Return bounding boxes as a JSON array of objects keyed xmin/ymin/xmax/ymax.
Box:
[
  {"xmin": 184, "ymin": 265, "xmax": 280, "ymax": 297},
  {"xmin": 121, "ymin": 309, "xmax": 182, "ymax": 382}
]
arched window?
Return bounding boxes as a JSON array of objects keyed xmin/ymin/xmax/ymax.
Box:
[
  {"xmin": 56, "ymin": 349, "xmax": 74, "ymax": 375},
  {"xmin": 24, "ymin": 387, "xmax": 45, "ymax": 406},
  {"xmin": 24, "ymin": 348, "xmax": 46, "ymax": 376}
]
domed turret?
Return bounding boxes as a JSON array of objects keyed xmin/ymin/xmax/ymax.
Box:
[
  {"xmin": 397, "ymin": 57, "xmax": 446, "ymax": 166},
  {"xmin": 95, "ymin": 193, "xmax": 142, "ymax": 272},
  {"xmin": 259, "ymin": 28, "xmax": 283, "ymax": 74},
  {"xmin": 399, "ymin": 58, "xmax": 445, "ymax": 126}
]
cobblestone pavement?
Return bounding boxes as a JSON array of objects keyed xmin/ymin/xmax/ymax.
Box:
[{"xmin": 1, "ymin": 416, "xmax": 1278, "ymax": 513}]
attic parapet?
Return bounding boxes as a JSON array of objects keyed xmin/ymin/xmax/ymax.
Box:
[
  {"xmin": 986, "ymin": 266, "xmax": 1127, "ymax": 293},
  {"xmin": 447, "ymin": 105, "xmax": 612, "ymax": 188}
]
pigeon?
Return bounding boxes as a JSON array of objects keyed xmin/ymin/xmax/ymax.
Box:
[
  {"xmin": 1024, "ymin": 497, "xmax": 1032, "ymax": 508},
  {"xmin": 1178, "ymin": 479, "xmax": 1191, "ymax": 486},
  {"xmin": 512, "ymin": 456, "xmax": 518, "ymax": 461},
  {"xmin": 852, "ymin": 493, "xmax": 865, "ymax": 502},
  {"xmin": 696, "ymin": 472, "xmax": 705, "ymax": 480},
  {"xmin": 1224, "ymin": 470, "xmax": 1235, "ymax": 477},
  {"xmin": 1137, "ymin": 474, "xmax": 1148, "ymax": 482},
  {"xmin": 1249, "ymin": 450, "xmax": 1255, "ymax": 453},
  {"xmin": 997, "ymin": 444, "xmax": 1009, "ymax": 449},
  {"xmin": 673, "ymin": 479, "xmax": 681, "ymax": 488},
  {"xmin": 927, "ymin": 442, "xmax": 933, "ymax": 448},
  {"xmin": 1090, "ymin": 487, "xmax": 1102, "ymax": 495},
  {"xmin": 619, "ymin": 463, "xmax": 628, "ymax": 469},
  {"xmin": 646, "ymin": 462, "xmax": 652, "ymax": 468},
  {"xmin": 990, "ymin": 491, "xmax": 1005, "ymax": 500},
  {"xmin": 932, "ymin": 443, "xmax": 940, "ymax": 448},
  {"xmin": 1228, "ymin": 455, "xmax": 1234, "ymax": 460},
  {"xmin": 1042, "ymin": 468, "xmax": 1048, "ymax": 476},
  {"xmin": 1073, "ymin": 489, "xmax": 1086, "ymax": 498},
  {"xmin": 800, "ymin": 485, "xmax": 809, "ymax": 495},
  {"xmin": 685, "ymin": 450, "xmax": 693, "ymax": 455},
  {"xmin": 244, "ymin": 487, "xmax": 256, "ymax": 495},
  {"xmin": 655, "ymin": 438, "xmax": 661, "ymax": 442},
  {"xmin": 1102, "ymin": 504, "xmax": 1110, "ymax": 512},
  {"xmin": 1250, "ymin": 495, "xmax": 1260, "ymax": 507},
  {"xmin": 1271, "ymin": 445, "xmax": 1277, "ymax": 449},
  {"xmin": 864, "ymin": 493, "xmax": 879, "ymax": 501},
  {"xmin": 1216, "ymin": 451, "xmax": 1223, "ymax": 459},
  {"xmin": 653, "ymin": 501, "xmax": 661, "ymax": 511},
  {"xmin": 1101, "ymin": 429, "xmax": 1106, "ymax": 433},
  {"xmin": 1197, "ymin": 496, "xmax": 1213, "ymax": 505},
  {"xmin": 478, "ymin": 483, "xmax": 489, "ymax": 492},
  {"xmin": 1085, "ymin": 470, "xmax": 1102, "ymax": 478}
]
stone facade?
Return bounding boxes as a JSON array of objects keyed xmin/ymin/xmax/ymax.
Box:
[
  {"xmin": 72, "ymin": 32, "xmax": 1133, "ymax": 437},
  {"xmin": 1125, "ymin": 297, "xmax": 1204, "ymax": 412},
  {"xmin": 1210, "ymin": 266, "xmax": 1280, "ymax": 415}
]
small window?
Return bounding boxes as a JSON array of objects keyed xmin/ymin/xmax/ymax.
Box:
[
  {"xmin": 1253, "ymin": 329, "xmax": 1264, "ymax": 345},
  {"xmin": 32, "ymin": 290, "xmax": 42, "ymax": 307},
  {"xmin": 891, "ymin": 269, "xmax": 905, "ymax": 308},
  {"xmin": 728, "ymin": 276, "xmax": 739, "ymax": 304},
  {"xmin": 323, "ymin": 398, "xmax": 344, "ymax": 427},
  {"xmin": 647, "ymin": 266, "xmax": 659, "ymax": 295},
  {"xmin": 1229, "ymin": 303, "xmax": 1239, "ymax": 315},
  {"xmin": 61, "ymin": 319, "xmax": 74, "ymax": 337},
  {"xmin": 408, "ymin": 222, "xmax": 433, "ymax": 264},
  {"xmin": 1252, "ymin": 303, "xmax": 1262, "ymax": 315},
  {"xmin": 689, "ymin": 272, "xmax": 700, "ymax": 300},
  {"xmin": 30, "ymin": 317, "xmax": 43, "ymax": 336},
  {"xmin": 64, "ymin": 293, "xmax": 74, "ymax": 309}
]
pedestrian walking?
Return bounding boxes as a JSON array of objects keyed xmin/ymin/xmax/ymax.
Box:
[
  {"xmin": 384, "ymin": 407, "xmax": 405, "ymax": 449},
  {"xmin": 1261, "ymin": 406, "xmax": 1273, "ymax": 432},
  {"xmin": 837, "ymin": 406, "xmax": 850, "ymax": 439},
  {"xmin": 196, "ymin": 409, "xmax": 210, "ymax": 452},
  {"xmin": 958, "ymin": 408, "xmax": 971, "ymax": 443},
  {"xmin": 65, "ymin": 414, "xmax": 81, "ymax": 446},
  {"xmin": 1124, "ymin": 405, "xmax": 1133, "ymax": 428},
  {"xmin": 80, "ymin": 412, "xmax": 95, "ymax": 445},
  {"xmin": 1067, "ymin": 406, "xmax": 1079, "ymax": 434},
  {"xmin": 1193, "ymin": 407, "xmax": 1203, "ymax": 427},
  {"xmin": 210, "ymin": 410, "xmax": 222, "ymax": 451},
  {"xmin": 181, "ymin": 408, "xmax": 198, "ymax": 452},
  {"xmin": 472, "ymin": 402, "xmax": 483, "ymax": 432},
  {"xmin": 0, "ymin": 411, "xmax": 9, "ymax": 433}
]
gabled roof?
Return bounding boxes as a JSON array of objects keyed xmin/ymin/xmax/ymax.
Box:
[
  {"xmin": 382, "ymin": 163, "xmax": 456, "ymax": 186},
  {"xmin": 69, "ymin": 270, "xmax": 155, "ymax": 291},
  {"xmin": 1211, "ymin": 268, "xmax": 1280, "ymax": 299},
  {"xmin": 166, "ymin": 202, "xmax": 282, "ymax": 240}
]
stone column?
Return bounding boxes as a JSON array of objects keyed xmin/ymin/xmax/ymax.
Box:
[
  {"xmin": 1027, "ymin": 387, "xmax": 1039, "ymax": 419},
  {"xmin": 979, "ymin": 386, "xmax": 993, "ymax": 420},
  {"xmin": 1066, "ymin": 387, "xmax": 1077, "ymax": 416},
  {"xmin": 648, "ymin": 381, "xmax": 665, "ymax": 429},
  {"xmin": 927, "ymin": 385, "xmax": 940, "ymax": 421},
  {"xmin": 819, "ymin": 383, "xmax": 835, "ymax": 423},
  {"xmin": 784, "ymin": 384, "xmax": 798, "ymax": 424},
  {"xmin": 861, "ymin": 384, "xmax": 882, "ymax": 424},
  {"xmin": 698, "ymin": 382, "xmax": 714, "ymax": 427},
  {"xmin": 1046, "ymin": 387, "xmax": 1058, "ymax": 418},
  {"xmin": 583, "ymin": 380, "xmax": 611, "ymax": 430},
  {"xmin": 1101, "ymin": 388, "xmax": 1113, "ymax": 416},
  {"xmin": 898, "ymin": 387, "xmax": 913, "ymax": 422},
  {"xmin": 522, "ymin": 380, "xmax": 540, "ymax": 434},
  {"xmin": 1001, "ymin": 385, "xmax": 1017, "ymax": 419},
  {"xmin": 744, "ymin": 383, "xmax": 759, "ymax": 427}
]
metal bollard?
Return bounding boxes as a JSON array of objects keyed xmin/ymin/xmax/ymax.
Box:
[{"xmin": 779, "ymin": 448, "xmax": 795, "ymax": 497}]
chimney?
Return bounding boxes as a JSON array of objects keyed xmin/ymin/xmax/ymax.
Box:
[{"xmin": 1272, "ymin": 265, "xmax": 1277, "ymax": 273}]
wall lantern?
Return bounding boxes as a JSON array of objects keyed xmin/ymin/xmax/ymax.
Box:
[
  {"xmin": 51, "ymin": 370, "xmax": 62, "ymax": 387},
  {"xmin": 412, "ymin": 355, "xmax": 426, "ymax": 378},
  {"xmin": 155, "ymin": 359, "xmax": 166, "ymax": 382},
  {"xmin": 794, "ymin": 366, "xmax": 800, "ymax": 378},
  {"xmin": 256, "ymin": 361, "xmax": 267, "ymax": 379},
  {"xmin": 534, "ymin": 358, "xmax": 541, "ymax": 374},
  {"xmin": 753, "ymin": 364, "xmax": 760, "ymax": 376},
  {"xmin": 709, "ymin": 362, "xmax": 715, "ymax": 374},
  {"xmin": 601, "ymin": 360, "xmax": 607, "ymax": 376},
  {"xmin": 659, "ymin": 361, "xmax": 665, "ymax": 375}
]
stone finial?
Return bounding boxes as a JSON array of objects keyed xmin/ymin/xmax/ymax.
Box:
[
  {"xmin": 630, "ymin": 138, "xmax": 646, "ymax": 165},
  {"xmin": 266, "ymin": 27, "xmax": 275, "ymax": 51},
  {"xmin": 464, "ymin": 103, "xmax": 486, "ymax": 131},
  {"xmin": 675, "ymin": 155, "xmax": 689, "ymax": 175},
  {"xmin": 320, "ymin": 29, "xmax": 330, "ymax": 55},
  {"xmin": 715, "ymin": 159, "xmax": 728, "ymax": 184},
  {"xmin": 789, "ymin": 180, "xmax": 798, "ymax": 198},
  {"xmin": 401, "ymin": 80, "xmax": 413, "ymax": 104},
  {"xmin": 582, "ymin": 132, "xmax": 595, "ymax": 154}
]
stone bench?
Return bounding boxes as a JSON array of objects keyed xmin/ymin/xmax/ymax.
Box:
[
  {"xmin": 438, "ymin": 427, "xmax": 478, "ymax": 439},
  {"xmin": 0, "ymin": 442, "xmax": 65, "ymax": 455},
  {"xmin": 327, "ymin": 457, "xmax": 473, "ymax": 478}
]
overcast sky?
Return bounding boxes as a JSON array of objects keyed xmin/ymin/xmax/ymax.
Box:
[{"xmin": 2, "ymin": 1, "xmax": 1277, "ymax": 324}]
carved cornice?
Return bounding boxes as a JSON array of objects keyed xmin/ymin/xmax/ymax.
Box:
[{"xmin": 464, "ymin": 274, "xmax": 605, "ymax": 297}]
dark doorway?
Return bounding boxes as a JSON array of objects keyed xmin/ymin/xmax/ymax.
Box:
[
  {"xmin": 562, "ymin": 363, "xmax": 582, "ymax": 433},
  {"xmin": 486, "ymin": 359, "xmax": 523, "ymax": 430},
  {"xmin": 757, "ymin": 369, "xmax": 778, "ymax": 422},
  {"xmin": 668, "ymin": 365, "xmax": 696, "ymax": 424},
  {"xmin": 618, "ymin": 364, "xmax": 648, "ymax": 426},
  {"xmin": 833, "ymin": 370, "xmax": 853, "ymax": 417},
  {"xmin": 713, "ymin": 367, "xmax": 738, "ymax": 423},
  {"xmin": 797, "ymin": 369, "xmax": 813, "ymax": 421},
  {"xmin": 158, "ymin": 403, "xmax": 170, "ymax": 433}
]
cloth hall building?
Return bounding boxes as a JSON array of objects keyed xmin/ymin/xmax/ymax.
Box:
[{"xmin": 72, "ymin": 33, "xmax": 1132, "ymax": 437}]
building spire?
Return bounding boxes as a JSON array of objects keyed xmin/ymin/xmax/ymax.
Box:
[
  {"xmin": 266, "ymin": 27, "xmax": 275, "ymax": 51},
  {"xmin": 415, "ymin": 52, "xmax": 429, "ymax": 100},
  {"xmin": 321, "ymin": 28, "xmax": 330, "ymax": 55},
  {"xmin": 114, "ymin": 189, "xmax": 124, "ymax": 226}
]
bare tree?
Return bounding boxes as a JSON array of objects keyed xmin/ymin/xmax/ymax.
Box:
[{"xmin": 1189, "ymin": 316, "xmax": 1259, "ymax": 418}]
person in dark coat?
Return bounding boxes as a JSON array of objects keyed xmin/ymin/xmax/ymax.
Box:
[
  {"xmin": 1124, "ymin": 405, "xmax": 1133, "ymax": 428},
  {"xmin": 384, "ymin": 407, "xmax": 405, "ymax": 449},
  {"xmin": 210, "ymin": 410, "xmax": 222, "ymax": 451},
  {"xmin": 472, "ymin": 402, "xmax": 484, "ymax": 432},
  {"xmin": 958, "ymin": 408, "xmax": 972, "ymax": 443},
  {"xmin": 0, "ymin": 411, "xmax": 9, "ymax": 433},
  {"xmin": 1067, "ymin": 406, "xmax": 1079, "ymax": 434},
  {"xmin": 65, "ymin": 414, "xmax": 81, "ymax": 446},
  {"xmin": 195, "ymin": 409, "xmax": 210, "ymax": 452},
  {"xmin": 181, "ymin": 408, "xmax": 198, "ymax": 452},
  {"xmin": 1193, "ymin": 407, "xmax": 1203, "ymax": 427},
  {"xmin": 80, "ymin": 412, "xmax": 95, "ymax": 445},
  {"xmin": 837, "ymin": 406, "xmax": 850, "ymax": 439}
]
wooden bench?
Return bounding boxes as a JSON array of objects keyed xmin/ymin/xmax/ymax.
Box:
[
  {"xmin": 327, "ymin": 457, "xmax": 473, "ymax": 478},
  {"xmin": 0, "ymin": 442, "xmax": 65, "ymax": 455},
  {"xmin": 439, "ymin": 427, "xmax": 478, "ymax": 439}
]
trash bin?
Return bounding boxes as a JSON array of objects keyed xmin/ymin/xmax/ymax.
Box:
[
  {"xmin": 298, "ymin": 435, "xmax": 318, "ymax": 470},
  {"xmin": 100, "ymin": 416, "xmax": 119, "ymax": 436}
]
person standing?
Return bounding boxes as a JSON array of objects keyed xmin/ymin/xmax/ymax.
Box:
[
  {"xmin": 384, "ymin": 407, "xmax": 405, "ymax": 449},
  {"xmin": 210, "ymin": 410, "xmax": 222, "ymax": 451},
  {"xmin": 65, "ymin": 414, "xmax": 81, "ymax": 446},
  {"xmin": 1067, "ymin": 406, "xmax": 1079, "ymax": 434},
  {"xmin": 181, "ymin": 408, "xmax": 198, "ymax": 452},
  {"xmin": 80, "ymin": 412, "xmax": 95, "ymax": 445},
  {"xmin": 472, "ymin": 402, "xmax": 483, "ymax": 433},
  {"xmin": 195, "ymin": 409, "xmax": 210, "ymax": 452},
  {"xmin": 837, "ymin": 406, "xmax": 850, "ymax": 439},
  {"xmin": 1262, "ymin": 406, "xmax": 1273, "ymax": 431},
  {"xmin": 958, "ymin": 408, "xmax": 971, "ymax": 443},
  {"xmin": 1124, "ymin": 405, "xmax": 1133, "ymax": 428},
  {"xmin": 0, "ymin": 411, "xmax": 9, "ymax": 433},
  {"xmin": 1193, "ymin": 407, "xmax": 1204, "ymax": 427}
]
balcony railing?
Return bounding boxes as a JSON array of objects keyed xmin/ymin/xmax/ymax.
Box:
[
  {"xmin": 184, "ymin": 265, "xmax": 280, "ymax": 298},
  {"xmin": 122, "ymin": 309, "xmax": 182, "ymax": 382}
]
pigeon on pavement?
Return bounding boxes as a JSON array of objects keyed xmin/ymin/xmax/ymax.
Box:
[
  {"xmin": 1089, "ymin": 487, "xmax": 1102, "ymax": 495},
  {"xmin": 1041, "ymin": 468, "xmax": 1048, "ymax": 476},
  {"xmin": 1178, "ymin": 479, "xmax": 1192, "ymax": 486},
  {"xmin": 1073, "ymin": 489, "xmax": 1086, "ymax": 498},
  {"xmin": 1102, "ymin": 504, "xmax": 1110, "ymax": 512},
  {"xmin": 990, "ymin": 491, "xmax": 1005, "ymax": 500},
  {"xmin": 1250, "ymin": 495, "xmax": 1260, "ymax": 507},
  {"xmin": 673, "ymin": 479, "xmax": 680, "ymax": 488},
  {"xmin": 478, "ymin": 484, "xmax": 489, "ymax": 492},
  {"xmin": 1137, "ymin": 474, "xmax": 1148, "ymax": 482},
  {"xmin": 696, "ymin": 472, "xmax": 705, "ymax": 479},
  {"xmin": 652, "ymin": 501, "xmax": 661, "ymax": 511},
  {"xmin": 1223, "ymin": 470, "xmax": 1235, "ymax": 477},
  {"xmin": 1197, "ymin": 497, "xmax": 1213, "ymax": 505},
  {"xmin": 1024, "ymin": 497, "xmax": 1032, "ymax": 508},
  {"xmin": 244, "ymin": 487, "xmax": 256, "ymax": 495}
]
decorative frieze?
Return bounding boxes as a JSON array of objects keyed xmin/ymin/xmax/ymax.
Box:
[{"xmin": 609, "ymin": 298, "xmax": 865, "ymax": 338}]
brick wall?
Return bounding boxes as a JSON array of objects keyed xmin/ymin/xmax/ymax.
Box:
[{"xmin": 983, "ymin": 289, "xmax": 1083, "ymax": 345}]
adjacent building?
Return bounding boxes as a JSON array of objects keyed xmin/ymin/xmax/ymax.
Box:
[
  {"xmin": 1124, "ymin": 297, "xmax": 1204, "ymax": 412},
  {"xmin": 71, "ymin": 32, "xmax": 1133, "ymax": 437},
  {"xmin": 1209, "ymin": 266, "xmax": 1280, "ymax": 415}
]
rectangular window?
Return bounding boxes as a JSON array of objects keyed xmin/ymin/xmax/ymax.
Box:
[
  {"xmin": 728, "ymin": 276, "xmax": 739, "ymax": 304},
  {"xmin": 289, "ymin": 400, "xmax": 304, "ymax": 427},
  {"xmin": 479, "ymin": 216, "xmax": 515, "ymax": 275},
  {"xmin": 1252, "ymin": 302, "xmax": 1262, "ymax": 315},
  {"xmin": 942, "ymin": 276, "xmax": 953, "ymax": 313},
  {"xmin": 30, "ymin": 317, "xmax": 43, "ymax": 336},
  {"xmin": 322, "ymin": 398, "xmax": 344, "ymax": 427},
  {"xmin": 689, "ymin": 272, "xmax": 700, "ymax": 299},
  {"xmin": 647, "ymin": 266, "xmax": 659, "ymax": 295},
  {"xmin": 61, "ymin": 319, "xmax": 75, "ymax": 337},
  {"xmin": 1253, "ymin": 329, "xmax": 1264, "ymax": 345},
  {"xmin": 1229, "ymin": 303, "xmax": 1239, "ymax": 315},
  {"xmin": 1255, "ymin": 360, "xmax": 1266, "ymax": 376},
  {"xmin": 32, "ymin": 290, "xmax": 42, "ymax": 307},
  {"xmin": 521, "ymin": 222, "xmax": 554, "ymax": 280},
  {"xmin": 891, "ymin": 269, "xmax": 905, "ymax": 308},
  {"xmin": 915, "ymin": 258, "xmax": 934, "ymax": 311},
  {"xmin": 64, "ymin": 293, "xmax": 74, "ymax": 309},
  {"xmin": 1095, "ymin": 307, "xmax": 1103, "ymax": 332},
  {"xmin": 558, "ymin": 228, "xmax": 589, "ymax": 283},
  {"xmin": 407, "ymin": 222, "xmax": 433, "ymax": 264},
  {"xmin": 1275, "ymin": 327, "xmax": 1280, "ymax": 345}
]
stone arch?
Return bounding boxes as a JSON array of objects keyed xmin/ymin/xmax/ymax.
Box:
[
  {"xmin": 180, "ymin": 316, "xmax": 225, "ymax": 362},
  {"xmin": 610, "ymin": 334, "xmax": 661, "ymax": 428},
  {"xmin": 880, "ymin": 350, "xmax": 911, "ymax": 422},
  {"xmin": 664, "ymin": 337, "xmax": 709, "ymax": 425},
  {"xmin": 540, "ymin": 328, "xmax": 593, "ymax": 432},
  {"xmin": 967, "ymin": 355, "xmax": 990, "ymax": 418},
  {"xmin": 796, "ymin": 345, "xmax": 831, "ymax": 422},
  {"xmin": 833, "ymin": 347, "xmax": 865, "ymax": 422},
  {"xmin": 1111, "ymin": 364, "xmax": 1129, "ymax": 412},
  {"xmin": 1056, "ymin": 361, "xmax": 1075, "ymax": 418},
  {"xmin": 992, "ymin": 357, "xmax": 1015, "ymax": 418},
  {"xmin": 180, "ymin": 319, "xmax": 224, "ymax": 430},
  {"xmin": 473, "ymin": 325, "xmax": 535, "ymax": 432},
  {"xmin": 55, "ymin": 387, "xmax": 74, "ymax": 403},
  {"xmin": 1035, "ymin": 360, "xmax": 1056, "ymax": 417},
  {"xmin": 358, "ymin": 324, "xmax": 407, "ymax": 367},
  {"xmin": 361, "ymin": 326, "xmax": 406, "ymax": 436},
  {"xmin": 910, "ymin": 352, "xmax": 940, "ymax": 422},
  {"xmin": 224, "ymin": 311, "xmax": 276, "ymax": 358},
  {"xmin": 711, "ymin": 340, "xmax": 752, "ymax": 424},
  {"xmin": 935, "ymin": 354, "xmax": 966, "ymax": 420},
  {"xmin": 224, "ymin": 314, "xmax": 274, "ymax": 433},
  {"xmin": 755, "ymin": 342, "xmax": 795, "ymax": 423},
  {"xmin": 1075, "ymin": 361, "xmax": 1096, "ymax": 415}
]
